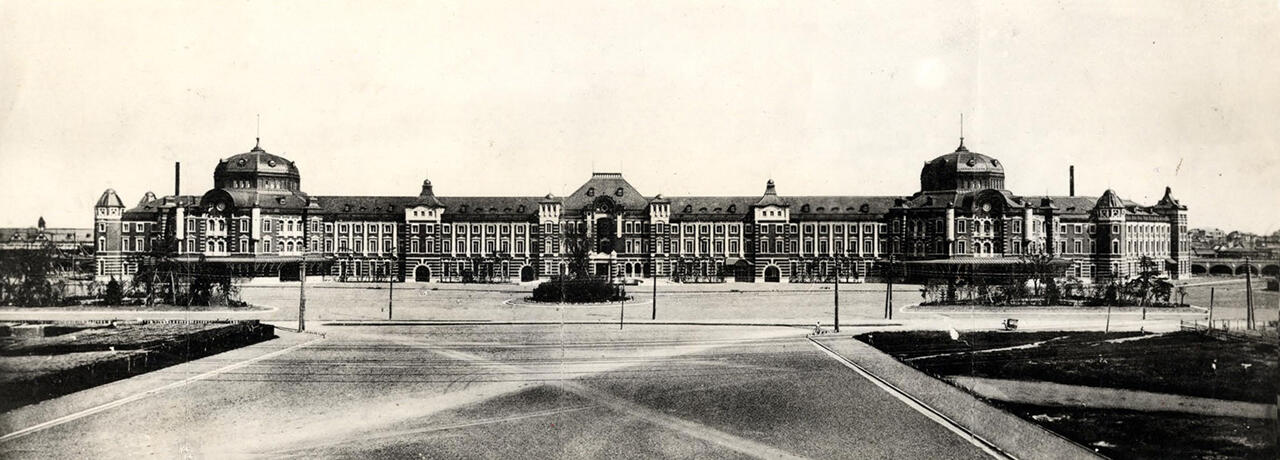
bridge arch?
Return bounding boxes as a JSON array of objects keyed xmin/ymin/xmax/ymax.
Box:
[
  {"xmin": 1235, "ymin": 265, "xmax": 1259, "ymax": 276},
  {"xmin": 1262, "ymin": 265, "xmax": 1280, "ymax": 277},
  {"xmin": 1191, "ymin": 264, "xmax": 1208, "ymax": 275},
  {"xmin": 1209, "ymin": 265, "xmax": 1235, "ymax": 276}
]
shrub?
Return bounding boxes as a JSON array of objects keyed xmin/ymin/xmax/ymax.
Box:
[{"xmin": 531, "ymin": 278, "xmax": 626, "ymax": 303}]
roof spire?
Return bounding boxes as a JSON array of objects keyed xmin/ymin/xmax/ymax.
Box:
[{"xmin": 956, "ymin": 113, "xmax": 967, "ymax": 152}]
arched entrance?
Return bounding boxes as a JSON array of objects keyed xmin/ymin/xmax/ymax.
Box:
[
  {"xmin": 1209, "ymin": 265, "xmax": 1233, "ymax": 276},
  {"xmin": 764, "ymin": 265, "xmax": 781, "ymax": 283},
  {"xmin": 520, "ymin": 265, "xmax": 535, "ymax": 282},
  {"xmin": 1262, "ymin": 265, "xmax": 1280, "ymax": 277},
  {"xmin": 414, "ymin": 265, "xmax": 431, "ymax": 282},
  {"xmin": 1235, "ymin": 265, "xmax": 1258, "ymax": 276},
  {"xmin": 1191, "ymin": 264, "xmax": 1207, "ymax": 275}
]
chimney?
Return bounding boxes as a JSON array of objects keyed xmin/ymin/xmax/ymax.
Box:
[
  {"xmin": 1068, "ymin": 165, "xmax": 1075, "ymax": 197},
  {"xmin": 174, "ymin": 162, "xmax": 180, "ymax": 197}
]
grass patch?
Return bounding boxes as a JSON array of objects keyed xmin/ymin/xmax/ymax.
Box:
[
  {"xmin": 994, "ymin": 401, "xmax": 1276, "ymax": 460},
  {"xmin": 856, "ymin": 330, "xmax": 1278, "ymax": 459},
  {"xmin": 854, "ymin": 330, "xmax": 1143, "ymax": 359},
  {"xmin": 856, "ymin": 330, "xmax": 1276, "ymax": 403}
]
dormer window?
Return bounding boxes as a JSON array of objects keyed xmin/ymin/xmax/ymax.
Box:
[
  {"xmin": 587, "ymin": 187, "xmax": 595, "ymax": 197},
  {"xmin": 615, "ymin": 187, "xmax": 624, "ymax": 197}
]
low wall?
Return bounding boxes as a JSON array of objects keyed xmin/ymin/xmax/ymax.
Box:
[{"xmin": 0, "ymin": 321, "xmax": 275, "ymax": 412}]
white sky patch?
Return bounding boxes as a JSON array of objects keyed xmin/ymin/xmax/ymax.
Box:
[{"xmin": 915, "ymin": 58, "xmax": 950, "ymax": 90}]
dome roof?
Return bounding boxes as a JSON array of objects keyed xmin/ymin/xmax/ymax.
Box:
[
  {"xmin": 96, "ymin": 189, "xmax": 124, "ymax": 208},
  {"xmin": 214, "ymin": 139, "xmax": 300, "ymax": 178},
  {"xmin": 1095, "ymin": 189, "xmax": 1125, "ymax": 209},
  {"xmin": 919, "ymin": 138, "xmax": 1006, "ymax": 192}
]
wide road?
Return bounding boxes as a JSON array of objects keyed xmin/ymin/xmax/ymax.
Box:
[{"xmin": 1, "ymin": 324, "xmax": 991, "ymax": 459}]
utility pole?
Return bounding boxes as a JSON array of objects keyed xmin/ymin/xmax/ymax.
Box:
[
  {"xmin": 299, "ymin": 258, "xmax": 306, "ymax": 332},
  {"xmin": 388, "ymin": 259, "xmax": 394, "ymax": 321},
  {"xmin": 651, "ymin": 260, "xmax": 657, "ymax": 320},
  {"xmin": 1208, "ymin": 287, "xmax": 1215, "ymax": 330},
  {"xmin": 884, "ymin": 256, "xmax": 894, "ymax": 320},
  {"xmin": 613, "ymin": 257, "xmax": 624, "ymax": 330},
  {"xmin": 298, "ymin": 198, "xmax": 308, "ymax": 332},
  {"xmin": 1244, "ymin": 258, "xmax": 1254, "ymax": 330},
  {"xmin": 833, "ymin": 259, "xmax": 840, "ymax": 333}
]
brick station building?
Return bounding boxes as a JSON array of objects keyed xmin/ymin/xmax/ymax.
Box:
[{"xmin": 93, "ymin": 137, "xmax": 1190, "ymax": 283}]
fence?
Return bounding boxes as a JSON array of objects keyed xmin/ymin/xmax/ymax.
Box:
[{"xmin": 1181, "ymin": 319, "xmax": 1278, "ymax": 341}]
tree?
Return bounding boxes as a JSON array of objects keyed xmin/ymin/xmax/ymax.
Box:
[
  {"xmin": 1019, "ymin": 252, "xmax": 1059, "ymax": 298},
  {"xmin": 0, "ymin": 241, "xmax": 63, "ymax": 306},
  {"xmin": 104, "ymin": 277, "xmax": 123, "ymax": 305},
  {"xmin": 1125, "ymin": 256, "xmax": 1162, "ymax": 307},
  {"xmin": 564, "ymin": 229, "xmax": 592, "ymax": 280}
]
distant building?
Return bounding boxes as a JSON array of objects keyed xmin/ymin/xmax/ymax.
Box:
[
  {"xmin": 93, "ymin": 136, "xmax": 1191, "ymax": 283},
  {"xmin": 0, "ymin": 217, "xmax": 95, "ymax": 275},
  {"xmin": 0, "ymin": 217, "xmax": 94, "ymax": 253}
]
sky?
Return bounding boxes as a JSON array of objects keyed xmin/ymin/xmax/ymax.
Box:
[{"xmin": 1, "ymin": 1, "xmax": 1277, "ymax": 233}]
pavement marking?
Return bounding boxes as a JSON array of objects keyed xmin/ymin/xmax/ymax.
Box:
[
  {"xmin": 371, "ymin": 331, "xmax": 809, "ymax": 460},
  {"xmin": 0, "ymin": 338, "xmax": 322, "ymax": 444},
  {"xmin": 807, "ymin": 338, "xmax": 1015, "ymax": 460},
  {"xmin": 293, "ymin": 405, "xmax": 597, "ymax": 453}
]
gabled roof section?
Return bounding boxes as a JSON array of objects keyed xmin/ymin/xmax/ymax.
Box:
[
  {"xmin": 753, "ymin": 180, "xmax": 788, "ymax": 207},
  {"xmin": 563, "ymin": 173, "xmax": 650, "ymax": 211}
]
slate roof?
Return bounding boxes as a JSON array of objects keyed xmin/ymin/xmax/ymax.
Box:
[
  {"xmin": 787, "ymin": 196, "xmax": 898, "ymax": 221},
  {"xmin": 670, "ymin": 196, "xmax": 757, "ymax": 221},
  {"xmin": 313, "ymin": 195, "xmax": 543, "ymax": 221}
]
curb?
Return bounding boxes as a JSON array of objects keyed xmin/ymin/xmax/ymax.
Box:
[{"xmin": 316, "ymin": 320, "xmax": 906, "ymax": 328}]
